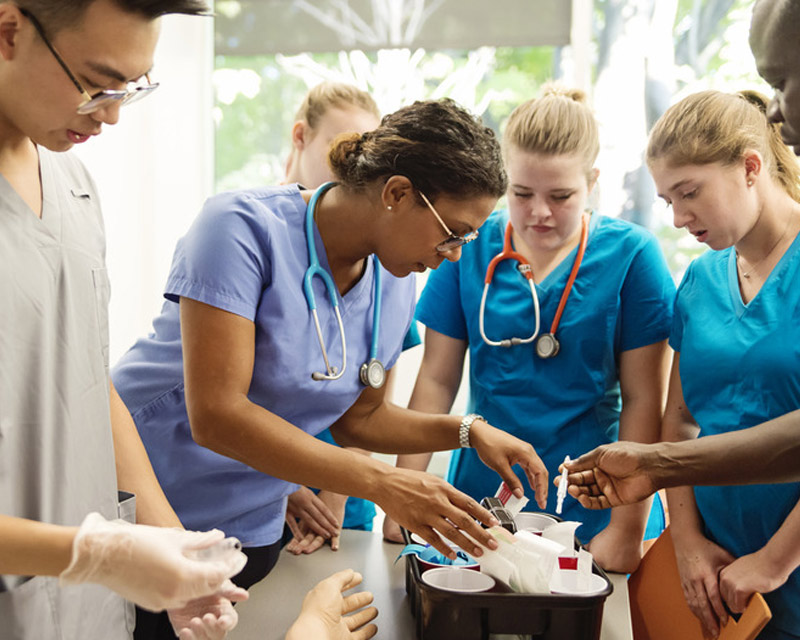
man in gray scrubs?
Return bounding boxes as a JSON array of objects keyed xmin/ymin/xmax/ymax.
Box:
[
  {"xmin": 562, "ymin": 0, "xmax": 800, "ymax": 513},
  {"xmin": 0, "ymin": 2, "xmax": 249, "ymax": 639}
]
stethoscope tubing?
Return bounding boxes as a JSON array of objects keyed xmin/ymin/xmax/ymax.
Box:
[
  {"xmin": 479, "ymin": 223, "xmax": 541, "ymax": 347},
  {"xmin": 480, "ymin": 215, "xmax": 589, "ymax": 353},
  {"xmin": 303, "ymin": 182, "xmax": 384, "ymax": 385},
  {"xmin": 547, "ymin": 214, "xmax": 589, "ymax": 336}
]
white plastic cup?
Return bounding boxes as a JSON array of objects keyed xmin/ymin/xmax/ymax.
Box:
[
  {"xmin": 514, "ymin": 512, "xmax": 557, "ymax": 535},
  {"xmin": 421, "ymin": 567, "xmax": 496, "ymax": 593}
]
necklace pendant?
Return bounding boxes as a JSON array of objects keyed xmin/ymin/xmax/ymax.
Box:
[{"xmin": 742, "ymin": 272, "xmax": 751, "ymax": 279}]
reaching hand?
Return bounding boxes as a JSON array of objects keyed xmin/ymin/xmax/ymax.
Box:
[
  {"xmin": 470, "ymin": 419, "xmax": 548, "ymax": 509},
  {"xmin": 169, "ymin": 580, "xmax": 249, "ymax": 640},
  {"xmin": 285, "ymin": 569, "xmax": 378, "ymax": 640},
  {"xmin": 558, "ymin": 442, "xmax": 658, "ymax": 509},
  {"xmin": 376, "ymin": 467, "xmax": 502, "ymax": 559},
  {"xmin": 59, "ymin": 513, "xmax": 247, "ymax": 612}
]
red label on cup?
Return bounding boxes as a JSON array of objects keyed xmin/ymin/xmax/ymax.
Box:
[{"xmin": 558, "ymin": 556, "xmax": 578, "ymax": 570}]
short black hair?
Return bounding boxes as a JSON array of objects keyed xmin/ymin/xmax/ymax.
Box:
[{"xmin": 17, "ymin": 0, "xmax": 210, "ymax": 34}]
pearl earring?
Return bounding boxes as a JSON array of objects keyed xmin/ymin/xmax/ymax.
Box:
[
  {"xmin": 747, "ymin": 180, "xmax": 753, "ymax": 186},
  {"xmin": 386, "ymin": 205, "xmax": 393, "ymax": 211}
]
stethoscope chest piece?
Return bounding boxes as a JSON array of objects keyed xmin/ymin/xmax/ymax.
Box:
[
  {"xmin": 535, "ymin": 332, "xmax": 560, "ymax": 359},
  {"xmin": 359, "ymin": 358, "xmax": 386, "ymax": 389}
]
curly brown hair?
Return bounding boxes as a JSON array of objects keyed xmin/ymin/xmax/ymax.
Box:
[{"xmin": 328, "ymin": 98, "xmax": 507, "ymax": 202}]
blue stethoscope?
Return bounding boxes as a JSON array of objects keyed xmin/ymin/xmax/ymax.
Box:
[{"xmin": 303, "ymin": 182, "xmax": 386, "ymax": 388}]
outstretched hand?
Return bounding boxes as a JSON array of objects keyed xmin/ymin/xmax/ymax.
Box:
[
  {"xmin": 557, "ymin": 442, "xmax": 658, "ymax": 509},
  {"xmin": 470, "ymin": 419, "xmax": 549, "ymax": 509},
  {"xmin": 285, "ymin": 569, "xmax": 377, "ymax": 640}
]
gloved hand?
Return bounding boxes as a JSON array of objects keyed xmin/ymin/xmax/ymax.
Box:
[
  {"xmin": 59, "ymin": 513, "xmax": 247, "ymax": 611},
  {"xmin": 169, "ymin": 580, "xmax": 249, "ymax": 640}
]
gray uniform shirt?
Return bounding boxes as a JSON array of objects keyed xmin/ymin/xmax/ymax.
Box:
[{"xmin": 0, "ymin": 147, "xmax": 132, "ymax": 639}]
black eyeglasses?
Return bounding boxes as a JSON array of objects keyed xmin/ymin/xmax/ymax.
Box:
[
  {"xmin": 419, "ymin": 191, "xmax": 479, "ymax": 253},
  {"xmin": 20, "ymin": 8, "xmax": 159, "ymax": 115}
]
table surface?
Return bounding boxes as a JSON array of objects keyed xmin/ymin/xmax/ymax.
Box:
[{"xmin": 229, "ymin": 530, "xmax": 632, "ymax": 640}]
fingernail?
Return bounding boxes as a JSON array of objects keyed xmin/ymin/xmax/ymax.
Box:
[
  {"xmin": 487, "ymin": 538, "xmax": 499, "ymax": 550},
  {"xmin": 489, "ymin": 516, "xmax": 499, "ymax": 525},
  {"xmin": 471, "ymin": 546, "xmax": 483, "ymax": 557}
]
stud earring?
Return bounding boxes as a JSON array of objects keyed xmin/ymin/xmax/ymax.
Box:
[
  {"xmin": 747, "ymin": 179, "xmax": 753, "ymax": 186},
  {"xmin": 386, "ymin": 205, "xmax": 393, "ymax": 211}
]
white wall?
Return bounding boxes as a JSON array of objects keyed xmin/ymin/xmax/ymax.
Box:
[{"xmin": 74, "ymin": 13, "xmax": 214, "ymax": 365}]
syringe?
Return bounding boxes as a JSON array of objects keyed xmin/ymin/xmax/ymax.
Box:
[{"xmin": 556, "ymin": 455, "xmax": 570, "ymax": 515}]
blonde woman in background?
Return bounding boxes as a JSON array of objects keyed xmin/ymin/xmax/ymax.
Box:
[
  {"xmin": 384, "ymin": 86, "xmax": 675, "ymax": 574},
  {"xmin": 648, "ymin": 89, "xmax": 800, "ymax": 640},
  {"xmin": 281, "ymin": 83, "xmax": 390, "ymax": 556}
]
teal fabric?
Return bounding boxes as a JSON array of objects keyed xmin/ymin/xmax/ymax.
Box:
[
  {"xmin": 670, "ymin": 234, "xmax": 800, "ymax": 636},
  {"xmin": 417, "ymin": 209, "xmax": 675, "ymax": 543}
]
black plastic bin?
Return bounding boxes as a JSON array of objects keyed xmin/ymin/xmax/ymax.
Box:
[{"xmin": 403, "ymin": 528, "xmax": 613, "ymax": 640}]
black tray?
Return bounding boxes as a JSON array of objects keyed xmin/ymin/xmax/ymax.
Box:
[{"xmin": 403, "ymin": 524, "xmax": 613, "ymax": 640}]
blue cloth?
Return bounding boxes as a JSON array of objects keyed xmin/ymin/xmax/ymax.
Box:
[
  {"xmin": 416, "ymin": 210, "xmax": 675, "ymax": 542},
  {"xmin": 112, "ymin": 184, "xmax": 416, "ymax": 546},
  {"xmin": 670, "ymin": 235, "xmax": 800, "ymax": 636}
]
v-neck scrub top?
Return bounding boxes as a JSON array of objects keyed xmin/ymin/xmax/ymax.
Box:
[
  {"xmin": 416, "ymin": 210, "xmax": 675, "ymax": 541},
  {"xmin": 112, "ymin": 184, "xmax": 415, "ymax": 547},
  {"xmin": 671, "ymin": 235, "xmax": 800, "ymax": 636},
  {"xmin": 0, "ymin": 148, "xmax": 131, "ymax": 639}
]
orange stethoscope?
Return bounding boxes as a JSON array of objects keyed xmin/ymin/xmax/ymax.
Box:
[{"xmin": 478, "ymin": 215, "xmax": 589, "ymax": 358}]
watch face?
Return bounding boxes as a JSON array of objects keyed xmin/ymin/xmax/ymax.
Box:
[
  {"xmin": 361, "ymin": 359, "xmax": 386, "ymax": 388},
  {"xmin": 535, "ymin": 333, "xmax": 560, "ymax": 359}
]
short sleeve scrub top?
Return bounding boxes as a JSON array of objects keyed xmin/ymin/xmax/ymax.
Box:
[
  {"xmin": 112, "ymin": 184, "xmax": 416, "ymax": 548},
  {"xmin": 416, "ymin": 210, "xmax": 676, "ymax": 541},
  {"xmin": 671, "ymin": 236, "xmax": 800, "ymax": 638}
]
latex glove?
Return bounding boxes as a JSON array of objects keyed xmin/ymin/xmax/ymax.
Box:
[
  {"xmin": 586, "ymin": 524, "xmax": 643, "ymax": 574},
  {"xmin": 559, "ymin": 442, "xmax": 658, "ymax": 509},
  {"xmin": 673, "ymin": 531, "xmax": 736, "ymax": 638},
  {"xmin": 720, "ymin": 549, "xmax": 790, "ymax": 613},
  {"xmin": 169, "ymin": 580, "xmax": 249, "ymax": 640},
  {"xmin": 59, "ymin": 513, "xmax": 247, "ymax": 611},
  {"xmin": 285, "ymin": 486, "xmax": 340, "ymax": 541},
  {"xmin": 287, "ymin": 490, "xmax": 346, "ymax": 555},
  {"xmin": 381, "ymin": 516, "xmax": 404, "ymax": 544},
  {"xmin": 285, "ymin": 569, "xmax": 377, "ymax": 640},
  {"xmin": 469, "ymin": 419, "xmax": 549, "ymax": 509}
]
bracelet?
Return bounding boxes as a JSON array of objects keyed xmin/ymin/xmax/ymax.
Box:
[{"xmin": 459, "ymin": 414, "xmax": 483, "ymax": 448}]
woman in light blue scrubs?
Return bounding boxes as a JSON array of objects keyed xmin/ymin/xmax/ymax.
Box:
[
  {"xmin": 386, "ymin": 87, "xmax": 675, "ymax": 575},
  {"xmin": 112, "ymin": 98, "xmax": 550, "ymax": 640},
  {"xmin": 649, "ymin": 90, "xmax": 800, "ymax": 640}
]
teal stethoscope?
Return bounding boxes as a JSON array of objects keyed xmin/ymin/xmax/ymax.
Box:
[{"xmin": 303, "ymin": 182, "xmax": 386, "ymax": 388}]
